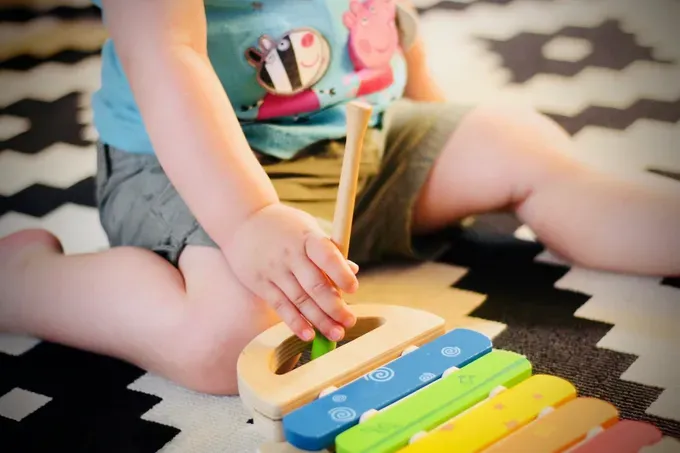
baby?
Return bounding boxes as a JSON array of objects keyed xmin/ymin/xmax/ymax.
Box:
[{"xmin": 1, "ymin": 0, "xmax": 678, "ymax": 395}]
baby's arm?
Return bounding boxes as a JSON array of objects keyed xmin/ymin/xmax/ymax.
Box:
[
  {"xmin": 100, "ymin": 0, "xmax": 358, "ymax": 340},
  {"xmin": 101, "ymin": 0, "xmax": 278, "ymax": 248},
  {"xmin": 397, "ymin": 0, "xmax": 446, "ymax": 103}
]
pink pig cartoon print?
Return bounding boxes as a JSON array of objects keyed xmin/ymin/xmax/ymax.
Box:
[
  {"xmin": 344, "ymin": 0, "xmax": 399, "ymax": 69},
  {"xmin": 343, "ymin": 0, "xmax": 400, "ymax": 97}
]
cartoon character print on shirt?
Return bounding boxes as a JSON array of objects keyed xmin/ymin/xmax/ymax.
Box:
[
  {"xmin": 343, "ymin": 0, "xmax": 399, "ymax": 97},
  {"xmin": 243, "ymin": 28, "xmax": 332, "ymax": 120}
]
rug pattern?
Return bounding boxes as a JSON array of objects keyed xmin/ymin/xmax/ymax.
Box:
[{"xmin": 1, "ymin": 0, "xmax": 679, "ymax": 451}]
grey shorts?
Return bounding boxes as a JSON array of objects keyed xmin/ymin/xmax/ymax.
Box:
[{"xmin": 95, "ymin": 100, "xmax": 471, "ymax": 266}]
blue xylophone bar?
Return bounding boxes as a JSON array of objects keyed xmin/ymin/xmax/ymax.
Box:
[{"xmin": 282, "ymin": 328, "xmax": 493, "ymax": 451}]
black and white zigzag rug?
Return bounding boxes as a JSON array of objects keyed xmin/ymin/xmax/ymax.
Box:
[{"xmin": 1, "ymin": 0, "xmax": 679, "ymax": 451}]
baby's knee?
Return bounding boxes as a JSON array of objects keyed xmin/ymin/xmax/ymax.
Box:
[{"xmin": 463, "ymin": 101, "xmax": 571, "ymax": 144}]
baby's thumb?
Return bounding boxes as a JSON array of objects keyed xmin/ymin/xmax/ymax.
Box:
[{"xmin": 348, "ymin": 260, "xmax": 360, "ymax": 274}]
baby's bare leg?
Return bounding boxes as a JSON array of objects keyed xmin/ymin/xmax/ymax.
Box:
[
  {"xmin": 0, "ymin": 229, "xmax": 279, "ymax": 394},
  {"xmin": 413, "ymin": 103, "xmax": 680, "ymax": 276}
]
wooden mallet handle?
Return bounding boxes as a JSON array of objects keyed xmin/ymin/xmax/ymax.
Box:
[
  {"xmin": 332, "ymin": 101, "xmax": 373, "ymax": 255},
  {"xmin": 310, "ymin": 100, "xmax": 373, "ymax": 360}
]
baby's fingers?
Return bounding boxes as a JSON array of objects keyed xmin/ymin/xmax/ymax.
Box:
[
  {"xmin": 305, "ymin": 233, "xmax": 358, "ymax": 294},
  {"xmin": 292, "ymin": 256, "xmax": 355, "ymax": 328},
  {"xmin": 259, "ymin": 281, "xmax": 315, "ymax": 342},
  {"xmin": 275, "ymin": 271, "xmax": 346, "ymax": 341}
]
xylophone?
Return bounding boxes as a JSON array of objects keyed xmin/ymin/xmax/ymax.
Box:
[
  {"xmin": 237, "ymin": 303, "xmax": 676, "ymax": 453},
  {"xmin": 236, "ymin": 101, "xmax": 677, "ymax": 452}
]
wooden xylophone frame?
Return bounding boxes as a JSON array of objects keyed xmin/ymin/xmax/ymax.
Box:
[{"xmin": 237, "ymin": 304, "xmax": 446, "ymax": 441}]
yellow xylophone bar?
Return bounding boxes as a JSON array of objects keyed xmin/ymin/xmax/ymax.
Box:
[{"xmin": 398, "ymin": 374, "xmax": 577, "ymax": 452}]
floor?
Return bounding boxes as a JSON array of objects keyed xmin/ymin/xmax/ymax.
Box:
[{"xmin": 0, "ymin": 0, "xmax": 679, "ymax": 451}]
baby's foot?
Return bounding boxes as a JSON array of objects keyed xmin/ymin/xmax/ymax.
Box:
[
  {"xmin": 0, "ymin": 229, "xmax": 62, "ymax": 269},
  {"xmin": 0, "ymin": 229, "xmax": 63, "ymax": 332},
  {"xmin": 0, "ymin": 229, "xmax": 62, "ymax": 297}
]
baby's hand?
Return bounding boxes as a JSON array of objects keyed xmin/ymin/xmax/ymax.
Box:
[{"xmin": 225, "ymin": 203, "xmax": 358, "ymax": 342}]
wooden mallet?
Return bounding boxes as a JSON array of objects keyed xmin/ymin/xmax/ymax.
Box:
[{"xmin": 310, "ymin": 100, "xmax": 373, "ymax": 360}]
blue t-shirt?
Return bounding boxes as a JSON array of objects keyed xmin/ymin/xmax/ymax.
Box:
[{"xmin": 91, "ymin": 0, "xmax": 415, "ymax": 159}]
